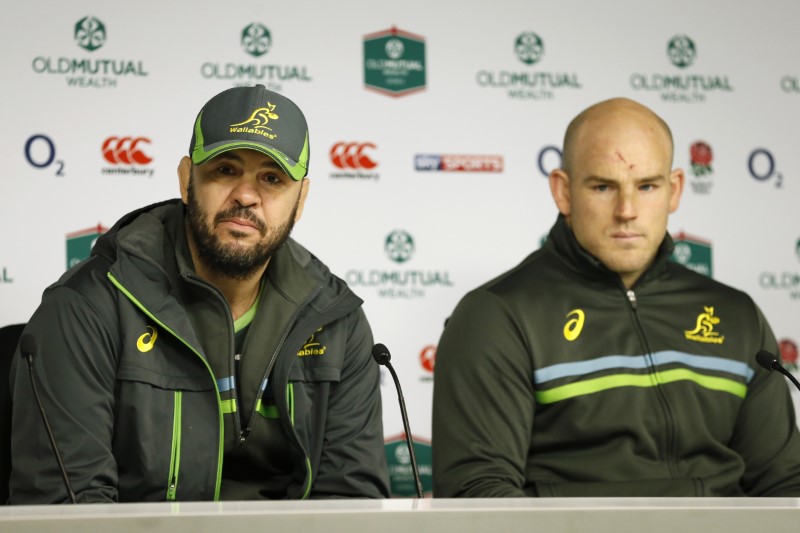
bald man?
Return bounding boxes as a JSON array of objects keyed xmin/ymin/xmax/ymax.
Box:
[{"xmin": 432, "ymin": 98, "xmax": 800, "ymax": 497}]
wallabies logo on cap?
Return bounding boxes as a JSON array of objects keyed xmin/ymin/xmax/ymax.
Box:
[{"xmin": 230, "ymin": 103, "xmax": 279, "ymax": 139}]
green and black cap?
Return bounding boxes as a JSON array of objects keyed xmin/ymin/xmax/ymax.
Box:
[{"xmin": 189, "ymin": 84, "xmax": 310, "ymax": 180}]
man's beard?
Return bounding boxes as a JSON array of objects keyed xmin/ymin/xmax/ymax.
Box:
[{"xmin": 186, "ymin": 181, "xmax": 299, "ymax": 280}]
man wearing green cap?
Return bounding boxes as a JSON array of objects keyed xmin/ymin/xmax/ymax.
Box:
[{"xmin": 10, "ymin": 85, "xmax": 390, "ymax": 502}]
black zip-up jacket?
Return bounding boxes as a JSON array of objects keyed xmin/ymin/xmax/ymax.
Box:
[
  {"xmin": 10, "ymin": 200, "xmax": 390, "ymax": 502},
  {"xmin": 433, "ymin": 215, "xmax": 800, "ymax": 497}
]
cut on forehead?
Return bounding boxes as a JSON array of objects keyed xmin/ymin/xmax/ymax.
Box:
[{"xmin": 561, "ymin": 97, "xmax": 674, "ymax": 173}]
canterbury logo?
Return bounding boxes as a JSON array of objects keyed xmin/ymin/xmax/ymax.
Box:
[
  {"xmin": 563, "ymin": 309, "xmax": 585, "ymax": 341},
  {"xmin": 136, "ymin": 325, "xmax": 158, "ymax": 353},
  {"xmin": 230, "ymin": 103, "xmax": 279, "ymax": 131},
  {"xmin": 102, "ymin": 136, "xmax": 153, "ymax": 165},
  {"xmin": 297, "ymin": 327, "xmax": 327, "ymax": 357},
  {"xmin": 684, "ymin": 306, "xmax": 725, "ymax": 344},
  {"xmin": 329, "ymin": 142, "xmax": 378, "ymax": 169}
]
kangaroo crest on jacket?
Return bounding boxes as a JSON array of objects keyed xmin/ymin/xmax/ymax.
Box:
[
  {"xmin": 297, "ymin": 327, "xmax": 327, "ymax": 356},
  {"xmin": 684, "ymin": 306, "xmax": 725, "ymax": 344}
]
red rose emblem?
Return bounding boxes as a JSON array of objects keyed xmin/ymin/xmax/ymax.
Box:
[
  {"xmin": 779, "ymin": 339, "xmax": 798, "ymax": 365},
  {"xmin": 690, "ymin": 141, "xmax": 713, "ymax": 166}
]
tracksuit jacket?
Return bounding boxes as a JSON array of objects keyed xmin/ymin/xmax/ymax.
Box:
[
  {"xmin": 10, "ymin": 200, "xmax": 390, "ymax": 503},
  {"xmin": 433, "ymin": 215, "xmax": 800, "ymax": 497}
]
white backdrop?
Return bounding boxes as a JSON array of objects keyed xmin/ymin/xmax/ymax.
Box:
[{"xmin": 2, "ymin": 0, "xmax": 799, "ymax": 495}]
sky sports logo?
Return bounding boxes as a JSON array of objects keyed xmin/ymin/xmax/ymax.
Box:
[{"xmin": 414, "ymin": 154, "xmax": 503, "ymax": 172}]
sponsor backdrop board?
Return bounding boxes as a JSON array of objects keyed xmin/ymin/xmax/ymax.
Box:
[{"xmin": 2, "ymin": 0, "xmax": 799, "ymax": 496}]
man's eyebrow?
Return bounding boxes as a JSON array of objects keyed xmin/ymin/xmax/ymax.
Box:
[
  {"xmin": 210, "ymin": 153, "xmax": 283, "ymax": 170},
  {"xmin": 583, "ymin": 174, "xmax": 666, "ymax": 183},
  {"xmin": 211, "ymin": 152, "xmax": 244, "ymax": 163},
  {"xmin": 636, "ymin": 174, "xmax": 667, "ymax": 183},
  {"xmin": 259, "ymin": 159, "xmax": 283, "ymax": 170}
]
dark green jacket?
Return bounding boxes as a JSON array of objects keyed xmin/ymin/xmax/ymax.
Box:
[
  {"xmin": 10, "ymin": 200, "xmax": 389, "ymax": 503},
  {"xmin": 433, "ymin": 215, "xmax": 800, "ymax": 497}
]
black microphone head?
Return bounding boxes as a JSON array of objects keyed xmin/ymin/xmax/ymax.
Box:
[
  {"xmin": 19, "ymin": 332, "xmax": 37, "ymax": 360},
  {"xmin": 755, "ymin": 350, "xmax": 778, "ymax": 371},
  {"xmin": 371, "ymin": 343, "xmax": 391, "ymax": 366}
]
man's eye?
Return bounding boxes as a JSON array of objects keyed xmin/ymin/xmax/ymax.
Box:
[
  {"xmin": 594, "ymin": 184, "xmax": 609, "ymax": 192},
  {"xmin": 217, "ymin": 165, "xmax": 236, "ymax": 175},
  {"xmin": 262, "ymin": 173, "xmax": 283, "ymax": 185}
]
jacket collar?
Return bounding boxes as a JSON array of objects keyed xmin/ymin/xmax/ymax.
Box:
[
  {"xmin": 106, "ymin": 199, "xmax": 360, "ymax": 318},
  {"xmin": 546, "ymin": 214, "xmax": 675, "ymax": 288}
]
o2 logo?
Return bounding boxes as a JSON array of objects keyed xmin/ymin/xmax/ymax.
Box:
[
  {"xmin": 537, "ymin": 145, "xmax": 562, "ymax": 177},
  {"xmin": 25, "ymin": 134, "xmax": 64, "ymax": 176},
  {"xmin": 748, "ymin": 148, "xmax": 782, "ymax": 188}
]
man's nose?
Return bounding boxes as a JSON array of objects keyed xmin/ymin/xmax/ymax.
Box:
[
  {"xmin": 230, "ymin": 177, "xmax": 260, "ymax": 207},
  {"xmin": 614, "ymin": 188, "xmax": 637, "ymax": 220}
]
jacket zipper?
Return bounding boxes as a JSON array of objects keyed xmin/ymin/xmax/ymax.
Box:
[
  {"xmin": 167, "ymin": 390, "xmax": 182, "ymax": 500},
  {"xmin": 626, "ymin": 289, "xmax": 637, "ymax": 309},
  {"xmin": 234, "ymin": 281, "xmax": 356, "ymax": 499},
  {"xmin": 239, "ymin": 299, "xmax": 311, "ymax": 445},
  {"xmin": 242, "ymin": 284, "xmax": 361, "ymax": 498},
  {"xmin": 108, "ymin": 273, "xmax": 225, "ymax": 500},
  {"xmin": 624, "ymin": 286, "xmax": 679, "ymax": 478}
]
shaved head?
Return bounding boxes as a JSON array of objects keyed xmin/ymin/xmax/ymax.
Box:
[{"xmin": 561, "ymin": 98, "xmax": 674, "ymax": 175}]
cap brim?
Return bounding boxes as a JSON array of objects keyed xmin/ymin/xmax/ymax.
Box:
[{"xmin": 191, "ymin": 133, "xmax": 309, "ymax": 181}]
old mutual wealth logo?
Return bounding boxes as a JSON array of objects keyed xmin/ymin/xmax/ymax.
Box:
[
  {"xmin": 75, "ymin": 16, "xmax": 106, "ymax": 52},
  {"xmin": 667, "ymin": 34, "xmax": 696, "ymax": 69},
  {"xmin": 32, "ymin": 16, "xmax": 148, "ymax": 88},
  {"xmin": 346, "ymin": 230, "xmax": 452, "ymax": 299},
  {"xmin": 630, "ymin": 34, "xmax": 733, "ymax": 103},
  {"xmin": 477, "ymin": 31, "xmax": 581, "ymax": 101},
  {"xmin": 758, "ymin": 239, "xmax": 800, "ymax": 301},
  {"xmin": 385, "ymin": 230, "xmax": 415, "ymax": 263},
  {"xmin": 670, "ymin": 231, "xmax": 713, "ymax": 277},
  {"xmin": 200, "ymin": 22, "xmax": 311, "ymax": 89},
  {"xmin": 67, "ymin": 224, "xmax": 108, "ymax": 270},
  {"xmin": 515, "ymin": 32, "xmax": 544, "ymax": 65},
  {"xmin": 241, "ymin": 23, "xmax": 271, "ymax": 57},
  {"xmin": 384, "ymin": 435, "xmax": 432, "ymax": 497},
  {"xmin": 364, "ymin": 27, "xmax": 426, "ymax": 97}
]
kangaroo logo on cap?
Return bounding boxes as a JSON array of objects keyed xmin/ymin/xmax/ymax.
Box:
[{"xmin": 230, "ymin": 103, "xmax": 279, "ymax": 136}]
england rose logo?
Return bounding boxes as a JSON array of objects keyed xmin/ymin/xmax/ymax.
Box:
[
  {"xmin": 690, "ymin": 141, "xmax": 713, "ymax": 177},
  {"xmin": 779, "ymin": 339, "xmax": 798, "ymax": 373}
]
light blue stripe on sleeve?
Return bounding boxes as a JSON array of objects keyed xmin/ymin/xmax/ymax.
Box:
[
  {"xmin": 217, "ymin": 376, "xmax": 235, "ymax": 393},
  {"xmin": 534, "ymin": 351, "xmax": 754, "ymax": 385},
  {"xmin": 260, "ymin": 378, "xmax": 268, "ymax": 391}
]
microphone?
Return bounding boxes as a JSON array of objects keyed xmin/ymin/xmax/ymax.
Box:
[
  {"xmin": 755, "ymin": 350, "xmax": 800, "ymax": 393},
  {"xmin": 19, "ymin": 334, "xmax": 77, "ymax": 504},
  {"xmin": 371, "ymin": 343, "xmax": 424, "ymax": 498}
]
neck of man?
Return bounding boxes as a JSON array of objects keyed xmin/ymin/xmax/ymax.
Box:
[
  {"xmin": 201, "ymin": 265, "xmax": 267, "ymax": 322},
  {"xmin": 620, "ymin": 272, "xmax": 640, "ymax": 290}
]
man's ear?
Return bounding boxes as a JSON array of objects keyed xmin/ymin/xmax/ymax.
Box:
[
  {"xmin": 178, "ymin": 156, "xmax": 192, "ymax": 204},
  {"xmin": 549, "ymin": 168, "xmax": 571, "ymax": 217},
  {"xmin": 668, "ymin": 167, "xmax": 685, "ymax": 213}
]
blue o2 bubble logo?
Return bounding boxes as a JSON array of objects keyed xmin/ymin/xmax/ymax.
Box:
[
  {"xmin": 25, "ymin": 134, "xmax": 65, "ymax": 176},
  {"xmin": 537, "ymin": 145, "xmax": 562, "ymax": 177},
  {"xmin": 748, "ymin": 148, "xmax": 782, "ymax": 188}
]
